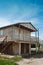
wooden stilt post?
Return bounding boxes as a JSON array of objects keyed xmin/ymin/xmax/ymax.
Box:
[
  {"xmin": 19, "ymin": 43, "xmax": 21, "ymax": 55},
  {"xmin": 29, "ymin": 44, "xmax": 31, "ymax": 54},
  {"xmin": 29, "ymin": 33, "xmax": 31, "ymax": 55},
  {"xmin": 38, "ymin": 28, "xmax": 40, "ymax": 53},
  {"xmin": 35, "ymin": 31, "xmax": 38, "ymax": 54},
  {"xmin": 19, "ymin": 24, "xmax": 21, "ymax": 55}
]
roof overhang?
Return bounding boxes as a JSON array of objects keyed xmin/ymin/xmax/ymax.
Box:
[
  {"xmin": 15, "ymin": 22, "xmax": 37, "ymax": 32},
  {"xmin": 0, "ymin": 22, "xmax": 37, "ymax": 32}
]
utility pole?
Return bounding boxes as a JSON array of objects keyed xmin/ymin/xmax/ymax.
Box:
[
  {"xmin": 35, "ymin": 31, "xmax": 37, "ymax": 53},
  {"xmin": 38, "ymin": 28, "xmax": 40, "ymax": 52}
]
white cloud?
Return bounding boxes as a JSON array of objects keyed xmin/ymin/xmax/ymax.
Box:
[
  {"xmin": 0, "ymin": 18, "xmax": 11, "ymax": 27},
  {"xmin": 28, "ymin": 18, "xmax": 40, "ymax": 24},
  {"xmin": 0, "ymin": 4, "xmax": 40, "ymax": 28},
  {"xmin": 9, "ymin": 4, "xmax": 39, "ymax": 25},
  {"xmin": 11, "ymin": 17, "xmax": 39, "ymax": 26}
]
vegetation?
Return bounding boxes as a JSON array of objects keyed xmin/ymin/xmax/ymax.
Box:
[
  {"xmin": 40, "ymin": 43, "xmax": 43, "ymax": 46},
  {"xmin": 0, "ymin": 60, "xmax": 18, "ymax": 65},
  {"xmin": 0, "ymin": 55, "xmax": 22, "ymax": 65},
  {"xmin": 11, "ymin": 55, "xmax": 22, "ymax": 62}
]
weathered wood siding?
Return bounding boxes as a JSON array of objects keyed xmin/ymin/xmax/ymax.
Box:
[
  {"xmin": 13, "ymin": 26, "xmax": 19, "ymax": 40},
  {"xmin": 0, "ymin": 26, "xmax": 31, "ymax": 42},
  {"xmin": 13, "ymin": 26, "xmax": 31, "ymax": 41},
  {"xmin": 0, "ymin": 27, "xmax": 13, "ymax": 41},
  {"xmin": 5, "ymin": 27, "xmax": 13, "ymax": 41},
  {"xmin": 13, "ymin": 43, "xmax": 19, "ymax": 54}
]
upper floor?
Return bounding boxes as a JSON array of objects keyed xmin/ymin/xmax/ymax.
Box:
[{"xmin": 0, "ymin": 22, "xmax": 37, "ymax": 43}]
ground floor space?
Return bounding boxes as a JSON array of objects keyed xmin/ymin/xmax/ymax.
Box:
[{"xmin": 0, "ymin": 42, "xmax": 38, "ymax": 55}]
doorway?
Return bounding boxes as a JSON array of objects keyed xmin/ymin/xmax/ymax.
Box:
[{"xmin": 21, "ymin": 43, "xmax": 29, "ymax": 54}]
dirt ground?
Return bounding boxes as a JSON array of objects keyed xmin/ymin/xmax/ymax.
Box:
[{"xmin": 17, "ymin": 54, "xmax": 43, "ymax": 65}]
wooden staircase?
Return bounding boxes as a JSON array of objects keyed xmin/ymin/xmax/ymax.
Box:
[
  {"xmin": 1, "ymin": 42, "xmax": 12, "ymax": 53},
  {"xmin": 0, "ymin": 36, "xmax": 12, "ymax": 54}
]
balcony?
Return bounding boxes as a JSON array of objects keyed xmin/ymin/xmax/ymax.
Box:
[{"xmin": 13, "ymin": 34, "xmax": 37, "ymax": 44}]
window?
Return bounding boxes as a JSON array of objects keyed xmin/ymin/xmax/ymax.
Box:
[
  {"xmin": 0, "ymin": 30, "xmax": 3, "ymax": 36},
  {"xmin": 31, "ymin": 44, "xmax": 36, "ymax": 48}
]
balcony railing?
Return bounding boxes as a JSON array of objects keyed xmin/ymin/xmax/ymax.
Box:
[
  {"xmin": 0, "ymin": 34, "xmax": 38, "ymax": 44},
  {"xmin": 13, "ymin": 34, "xmax": 37, "ymax": 43}
]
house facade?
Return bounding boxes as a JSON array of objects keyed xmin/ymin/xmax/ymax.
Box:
[{"xmin": 0, "ymin": 22, "xmax": 38, "ymax": 55}]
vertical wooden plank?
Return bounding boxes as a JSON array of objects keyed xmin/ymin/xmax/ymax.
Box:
[
  {"xmin": 19, "ymin": 43, "xmax": 21, "ymax": 55},
  {"xmin": 19, "ymin": 24, "xmax": 20, "ymax": 40},
  {"xmin": 29, "ymin": 44, "xmax": 31, "ymax": 54}
]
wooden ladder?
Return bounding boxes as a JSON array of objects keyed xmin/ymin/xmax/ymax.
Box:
[{"xmin": 1, "ymin": 42, "xmax": 12, "ymax": 53}]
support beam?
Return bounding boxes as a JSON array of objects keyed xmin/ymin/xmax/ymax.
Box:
[
  {"xmin": 35, "ymin": 31, "xmax": 38, "ymax": 53},
  {"xmin": 38, "ymin": 29, "xmax": 40, "ymax": 52},
  {"xmin": 24, "ymin": 44, "xmax": 26, "ymax": 54},
  {"xmin": 19, "ymin": 24, "xmax": 20, "ymax": 40},
  {"xmin": 19, "ymin": 43, "xmax": 21, "ymax": 55},
  {"xmin": 29, "ymin": 44, "xmax": 31, "ymax": 54},
  {"xmin": 36, "ymin": 43, "xmax": 37, "ymax": 53}
]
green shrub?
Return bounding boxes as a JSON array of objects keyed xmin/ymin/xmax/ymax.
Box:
[{"xmin": 0, "ymin": 60, "xmax": 18, "ymax": 65}]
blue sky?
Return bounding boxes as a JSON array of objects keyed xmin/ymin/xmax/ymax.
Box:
[{"xmin": 0, "ymin": 0, "xmax": 43, "ymax": 39}]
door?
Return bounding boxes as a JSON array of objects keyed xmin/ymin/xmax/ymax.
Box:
[
  {"xmin": 26, "ymin": 44, "xmax": 29, "ymax": 54},
  {"xmin": 21, "ymin": 43, "xmax": 24, "ymax": 54}
]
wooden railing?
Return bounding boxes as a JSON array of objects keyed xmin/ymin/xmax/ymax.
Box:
[
  {"xmin": 0, "ymin": 35, "xmax": 37, "ymax": 43},
  {"xmin": 13, "ymin": 35, "xmax": 37, "ymax": 43}
]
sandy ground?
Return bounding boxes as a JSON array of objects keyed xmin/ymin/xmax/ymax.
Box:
[
  {"xmin": 0, "ymin": 53, "xmax": 14, "ymax": 58},
  {"xmin": 0, "ymin": 53, "xmax": 43, "ymax": 65},
  {"xmin": 17, "ymin": 54, "xmax": 43, "ymax": 65}
]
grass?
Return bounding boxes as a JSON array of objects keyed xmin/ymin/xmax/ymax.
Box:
[
  {"xmin": 11, "ymin": 55, "xmax": 22, "ymax": 62},
  {"xmin": 0, "ymin": 60, "xmax": 18, "ymax": 65},
  {"xmin": 0, "ymin": 55, "xmax": 22, "ymax": 65}
]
